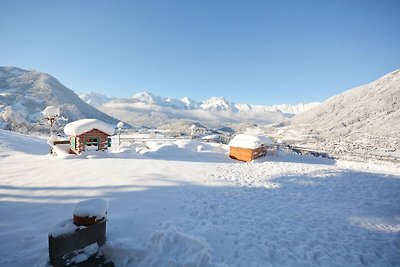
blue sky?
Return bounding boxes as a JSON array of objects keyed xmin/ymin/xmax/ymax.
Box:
[{"xmin": 1, "ymin": 0, "xmax": 399, "ymax": 105}]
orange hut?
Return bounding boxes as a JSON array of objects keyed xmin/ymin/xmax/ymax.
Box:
[{"xmin": 229, "ymin": 134, "xmax": 272, "ymax": 162}]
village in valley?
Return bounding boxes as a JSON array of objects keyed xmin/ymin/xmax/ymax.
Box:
[{"xmin": 45, "ymin": 104, "xmax": 276, "ymax": 162}]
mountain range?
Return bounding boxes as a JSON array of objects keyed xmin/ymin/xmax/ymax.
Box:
[
  {"xmin": 4, "ymin": 65, "xmax": 398, "ymax": 158},
  {"xmin": 77, "ymin": 91, "xmax": 319, "ymax": 128},
  {"xmin": 78, "ymin": 90, "xmax": 319, "ymax": 115},
  {"xmin": 0, "ymin": 66, "xmax": 319, "ymax": 133},
  {"xmin": 97, "ymin": 93, "xmax": 319, "ymax": 128}
]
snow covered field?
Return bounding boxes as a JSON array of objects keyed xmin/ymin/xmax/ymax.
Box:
[{"xmin": 0, "ymin": 130, "xmax": 399, "ymax": 266}]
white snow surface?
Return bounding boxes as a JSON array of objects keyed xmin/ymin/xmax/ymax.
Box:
[
  {"xmin": 46, "ymin": 134, "xmax": 59, "ymax": 146},
  {"xmin": 101, "ymin": 227, "xmax": 225, "ymax": 267},
  {"xmin": 48, "ymin": 219, "xmax": 80, "ymax": 237},
  {"xmin": 0, "ymin": 129, "xmax": 400, "ymax": 267},
  {"xmin": 69, "ymin": 243, "xmax": 99, "ymax": 264},
  {"xmin": 64, "ymin": 119, "xmax": 115, "ymax": 136},
  {"xmin": 229, "ymin": 134, "xmax": 272, "ymax": 149},
  {"xmin": 74, "ymin": 198, "xmax": 109, "ymax": 220}
]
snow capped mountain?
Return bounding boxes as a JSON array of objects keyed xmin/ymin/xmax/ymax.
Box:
[
  {"xmin": 129, "ymin": 91, "xmax": 186, "ymax": 109},
  {"xmin": 0, "ymin": 66, "xmax": 119, "ymax": 133},
  {"xmin": 164, "ymin": 97, "xmax": 187, "ymax": 109},
  {"xmin": 131, "ymin": 91, "xmax": 162, "ymax": 105},
  {"xmin": 78, "ymin": 87, "xmax": 319, "ymax": 117},
  {"xmin": 180, "ymin": 96, "xmax": 200, "ymax": 109},
  {"xmin": 200, "ymin": 96, "xmax": 238, "ymax": 112},
  {"xmin": 76, "ymin": 91, "xmax": 114, "ymax": 107},
  {"xmin": 78, "ymin": 89, "xmax": 318, "ymax": 117},
  {"xmin": 287, "ymin": 69, "xmax": 400, "ymax": 157},
  {"xmin": 98, "ymin": 92, "xmax": 319, "ymax": 128}
]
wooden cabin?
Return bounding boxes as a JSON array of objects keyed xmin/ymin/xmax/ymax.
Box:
[
  {"xmin": 64, "ymin": 119, "xmax": 115, "ymax": 154},
  {"xmin": 228, "ymin": 134, "xmax": 272, "ymax": 162}
]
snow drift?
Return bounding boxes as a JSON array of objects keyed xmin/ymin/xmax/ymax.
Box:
[{"xmin": 102, "ymin": 228, "xmax": 226, "ymax": 267}]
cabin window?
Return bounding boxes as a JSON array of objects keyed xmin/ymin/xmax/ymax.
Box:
[
  {"xmin": 107, "ymin": 137, "xmax": 111, "ymax": 148},
  {"xmin": 85, "ymin": 137, "xmax": 99, "ymax": 151}
]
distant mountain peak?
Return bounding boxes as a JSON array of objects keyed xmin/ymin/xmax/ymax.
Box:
[
  {"xmin": 131, "ymin": 91, "xmax": 161, "ymax": 105},
  {"xmin": 132, "ymin": 91, "xmax": 155, "ymax": 98},
  {"xmin": 76, "ymin": 91, "xmax": 114, "ymax": 107},
  {"xmin": 181, "ymin": 96, "xmax": 200, "ymax": 109},
  {"xmin": 201, "ymin": 96, "xmax": 237, "ymax": 111}
]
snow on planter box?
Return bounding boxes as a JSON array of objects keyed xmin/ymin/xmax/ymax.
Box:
[
  {"xmin": 228, "ymin": 134, "xmax": 272, "ymax": 162},
  {"xmin": 73, "ymin": 198, "xmax": 109, "ymax": 226},
  {"xmin": 48, "ymin": 199, "xmax": 111, "ymax": 267},
  {"xmin": 64, "ymin": 119, "xmax": 115, "ymax": 154}
]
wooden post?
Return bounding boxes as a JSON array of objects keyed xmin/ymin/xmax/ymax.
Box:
[{"xmin": 118, "ymin": 129, "xmax": 121, "ymax": 147}]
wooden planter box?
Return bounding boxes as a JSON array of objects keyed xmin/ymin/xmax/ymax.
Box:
[
  {"xmin": 48, "ymin": 220, "xmax": 113, "ymax": 267},
  {"xmin": 229, "ymin": 146, "xmax": 268, "ymax": 162}
]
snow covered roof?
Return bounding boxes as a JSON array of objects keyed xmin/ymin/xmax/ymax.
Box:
[
  {"xmin": 64, "ymin": 119, "xmax": 115, "ymax": 136},
  {"xmin": 228, "ymin": 134, "xmax": 272, "ymax": 149}
]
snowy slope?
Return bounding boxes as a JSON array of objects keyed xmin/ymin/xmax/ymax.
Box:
[
  {"xmin": 0, "ymin": 129, "xmax": 399, "ymax": 267},
  {"xmin": 0, "ymin": 67, "xmax": 119, "ymax": 133},
  {"xmin": 234, "ymin": 102, "xmax": 320, "ymax": 115},
  {"xmin": 287, "ymin": 69, "xmax": 400, "ymax": 156},
  {"xmin": 268, "ymin": 102, "xmax": 321, "ymax": 115}
]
